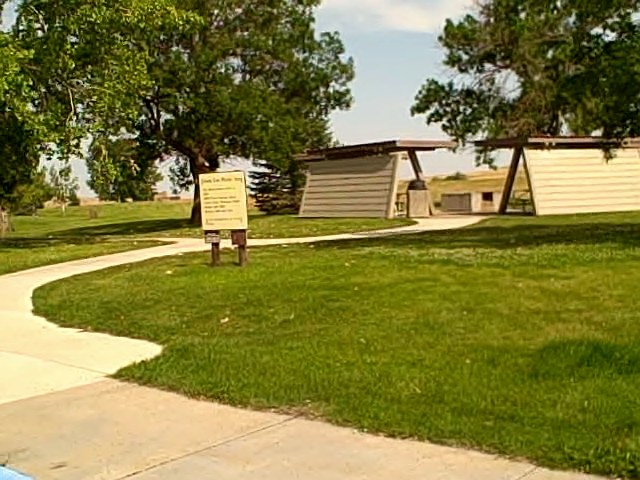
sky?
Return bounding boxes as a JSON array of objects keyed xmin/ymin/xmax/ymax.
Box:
[{"xmin": 2, "ymin": 0, "xmax": 498, "ymax": 197}]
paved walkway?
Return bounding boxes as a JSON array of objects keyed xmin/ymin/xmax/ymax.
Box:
[{"xmin": 0, "ymin": 216, "xmax": 602, "ymax": 479}]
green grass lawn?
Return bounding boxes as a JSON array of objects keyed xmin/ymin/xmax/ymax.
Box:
[
  {"xmin": 1, "ymin": 202, "xmax": 412, "ymax": 274},
  {"xmin": 32, "ymin": 212, "xmax": 640, "ymax": 478},
  {"xmin": 6, "ymin": 202, "xmax": 194, "ymax": 238},
  {"xmin": 7, "ymin": 202, "xmax": 413, "ymax": 239},
  {"xmin": 0, "ymin": 238, "xmax": 162, "ymax": 276}
]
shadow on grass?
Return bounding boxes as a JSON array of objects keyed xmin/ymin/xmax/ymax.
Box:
[
  {"xmin": 6, "ymin": 215, "xmax": 640, "ymax": 252},
  {"xmin": 0, "ymin": 236, "xmax": 138, "ymax": 250},
  {"xmin": 0, "ymin": 219, "xmax": 189, "ymax": 249},
  {"xmin": 41, "ymin": 218, "xmax": 194, "ymax": 238},
  {"xmin": 40, "ymin": 214, "xmax": 271, "ymax": 238},
  {"xmin": 530, "ymin": 339, "xmax": 640, "ymax": 380},
  {"xmin": 313, "ymin": 220, "xmax": 640, "ymax": 251}
]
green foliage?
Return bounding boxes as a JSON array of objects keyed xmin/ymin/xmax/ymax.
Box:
[
  {"xmin": 13, "ymin": 0, "xmax": 354, "ymax": 223},
  {"xmin": 0, "ymin": 30, "xmax": 36, "ymax": 122},
  {"xmin": 0, "ymin": 108, "xmax": 41, "ymax": 208},
  {"xmin": 0, "ymin": 31, "xmax": 44, "ymax": 207},
  {"xmin": 250, "ymin": 118, "xmax": 332, "ymax": 214},
  {"xmin": 168, "ymin": 157, "xmax": 193, "ymax": 195},
  {"xmin": 15, "ymin": 0, "xmax": 197, "ymax": 139},
  {"xmin": 87, "ymin": 137, "xmax": 162, "ymax": 202},
  {"xmin": 250, "ymin": 162, "xmax": 306, "ymax": 215},
  {"xmin": 444, "ymin": 171, "xmax": 468, "ymax": 181},
  {"xmin": 9, "ymin": 167, "xmax": 54, "ymax": 215},
  {"xmin": 412, "ymin": 0, "xmax": 640, "ymax": 164},
  {"xmin": 1, "ymin": 9, "xmax": 89, "ymax": 206}
]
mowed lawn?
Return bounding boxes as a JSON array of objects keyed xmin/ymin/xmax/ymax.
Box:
[
  {"xmin": 0, "ymin": 238, "xmax": 162, "ymax": 276},
  {"xmin": 33, "ymin": 212, "xmax": 640, "ymax": 478},
  {"xmin": 1, "ymin": 202, "xmax": 412, "ymax": 274}
]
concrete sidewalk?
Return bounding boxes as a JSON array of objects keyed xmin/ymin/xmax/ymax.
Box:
[
  {"xmin": 0, "ymin": 379, "xmax": 600, "ymax": 480},
  {"xmin": 0, "ymin": 216, "xmax": 603, "ymax": 479}
]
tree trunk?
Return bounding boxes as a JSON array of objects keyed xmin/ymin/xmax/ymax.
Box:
[
  {"xmin": 190, "ymin": 180, "xmax": 201, "ymax": 226},
  {"xmin": 188, "ymin": 154, "xmax": 218, "ymax": 226}
]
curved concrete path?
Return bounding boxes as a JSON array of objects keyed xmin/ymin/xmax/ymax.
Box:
[
  {"xmin": 0, "ymin": 215, "xmax": 602, "ymax": 480},
  {"xmin": 0, "ymin": 216, "xmax": 480, "ymax": 405}
]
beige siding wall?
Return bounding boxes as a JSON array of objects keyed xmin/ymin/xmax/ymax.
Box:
[
  {"xmin": 299, "ymin": 155, "xmax": 398, "ymax": 218},
  {"xmin": 441, "ymin": 191, "xmax": 502, "ymax": 213},
  {"xmin": 524, "ymin": 148, "xmax": 640, "ymax": 216},
  {"xmin": 471, "ymin": 191, "xmax": 503, "ymax": 213},
  {"xmin": 441, "ymin": 193, "xmax": 472, "ymax": 212}
]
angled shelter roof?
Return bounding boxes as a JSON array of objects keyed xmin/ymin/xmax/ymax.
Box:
[{"xmin": 297, "ymin": 139, "xmax": 456, "ymax": 162}]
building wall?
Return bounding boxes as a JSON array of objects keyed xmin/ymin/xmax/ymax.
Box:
[
  {"xmin": 441, "ymin": 191, "xmax": 502, "ymax": 213},
  {"xmin": 440, "ymin": 193, "xmax": 472, "ymax": 212},
  {"xmin": 524, "ymin": 148, "xmax": 640, "ymax": 216},
  {"xmin": 471, "ymin": 191, "xmax": 503, "ymax": 213},
  {"xmin": 299, "ymin": 155, "xmax": 399, "ymax": 218}
]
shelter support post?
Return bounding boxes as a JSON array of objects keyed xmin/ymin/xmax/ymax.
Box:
[
  {"xmin": 499, "ymin": 147, "xmax": 524, "ymax": 214},
  {"xmin": 521, "ymin": 151, "xmax": 537, "ymax": 216},
  {"xmin": 407, "ymin": 149, "xmax": 435, "ymax": 216},
  {"xmin": 407, "ymin": 149, "xmax": 425, "ymax": 181}
]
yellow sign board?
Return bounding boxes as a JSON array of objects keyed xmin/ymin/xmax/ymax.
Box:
[{"xmin": 199, "ymin": 171, "xmax": 248, "ymax": 231}]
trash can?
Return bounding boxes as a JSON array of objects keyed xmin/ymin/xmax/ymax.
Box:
[{"xmin": 407, "ymin": 180, "xmax": 430, "ymax": 218}]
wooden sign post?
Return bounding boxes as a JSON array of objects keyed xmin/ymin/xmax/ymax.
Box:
[{"xmin": 199, "ymin": 171, "xmax": 249, "ymax": 267}]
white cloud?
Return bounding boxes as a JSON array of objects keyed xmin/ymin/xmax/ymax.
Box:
[{"xmin": 318, "ymin": 0, "xmax": 474, "ymax": 33}]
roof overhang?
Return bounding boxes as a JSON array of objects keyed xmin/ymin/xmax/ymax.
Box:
[
  {"xmin": 475, "ymin": 136, "xmax": 640, "ymax": 150},
  {"xmin": 297, "ymin": 139, "xmax": 456, "ymax": 162}
]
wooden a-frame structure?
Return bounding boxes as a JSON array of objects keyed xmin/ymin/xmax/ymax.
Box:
[{"xmin": 476, "ymin": 137, "xmax": 640, "ymax": 216}]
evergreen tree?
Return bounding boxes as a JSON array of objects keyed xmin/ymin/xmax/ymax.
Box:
[{"xmin": 250, "ymin": 119, "xmax": 332, "ymax": 214}]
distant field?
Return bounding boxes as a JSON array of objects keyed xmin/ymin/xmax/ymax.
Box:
[{"xmin": 399, "ymin": 167, "xmax": 529, "ymax": 204}]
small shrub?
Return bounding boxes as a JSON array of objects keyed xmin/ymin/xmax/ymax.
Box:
[{"xmin": 444, "ymin": 171, "xmax": 468, "ymax": 181}]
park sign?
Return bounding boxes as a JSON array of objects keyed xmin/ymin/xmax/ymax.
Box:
[
  {"xmin": 198, "ymin": 171, "xmax": 249, "ymax": 266},
  {"xmin": 199, "ymin": 171, "xmax": 248, "ymax": 230}
]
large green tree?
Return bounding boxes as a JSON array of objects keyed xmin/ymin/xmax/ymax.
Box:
[
  {"xmin": 14, "ymin": 0, "xmax": 354, "ymax": 223},
  {"xmin": 0, "ymin": 27, "xmax": 41, "ymax": 208},
  {"xmin": 412, "ymin": 0, "xmax": 640, "ymax": 162},
  {"xmin": 2, "ymin": 0, "xmax": 88, "ymax": 210}
]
